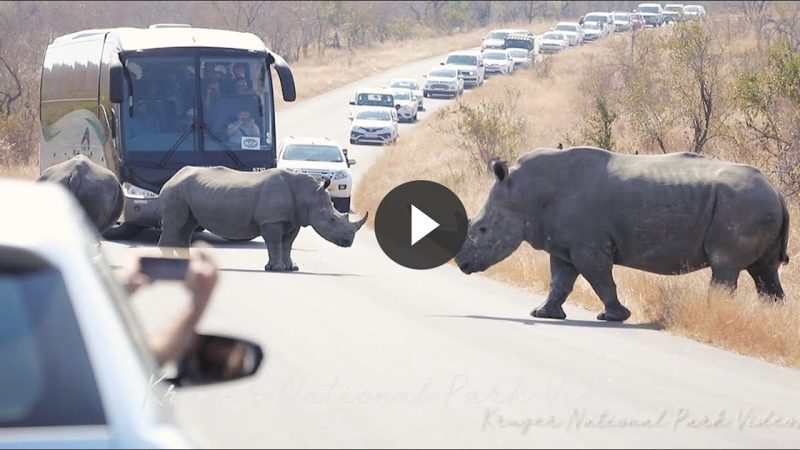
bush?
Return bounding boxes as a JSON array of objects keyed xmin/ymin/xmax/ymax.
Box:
[{"xmin": 439, "ymin": 87, "xmax": 528, "ymax": 173}]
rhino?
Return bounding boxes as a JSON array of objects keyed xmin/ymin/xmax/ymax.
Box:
[
  {"xmin": 157, "ymin": 166, "xmax": 368, "ymax": 271},
  {"xmin": 38, "ymin": 155, "xmax": 124, "ymax": 233},
  {"xmin": 455, "ymin": 147, "xmax": 791, "ymax": 322}
]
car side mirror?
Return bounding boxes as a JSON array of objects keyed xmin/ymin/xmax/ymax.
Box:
[
  {"xmin": 349, "ymin": 101, "xmax": 356, "ymax": 106},
  {"xmin": 347, "ymin": 159, "xmax": 357, "ymax": 167},
  {"xmin": 172, "ymin": 334, "xmax": 264, "ymax": 387},
  {"xmin": 440, "ymin": 62, "xmax": 445, "ymax": 66},
  {"xmin": 422, "ymin": 74, "xmax": 427, "ymax": 78}
]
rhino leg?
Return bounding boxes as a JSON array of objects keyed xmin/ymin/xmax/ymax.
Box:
[
  {"xmin": 571, "ymin": 250, "xmax": 631, "ymax": 322},
  {"xmin": 532, "ymin": 255, "xmax": 578, "ymax": 320},
  {"xmin": 710, "ymin": 266, "xmax": 739, "ymax": 293},
  {"xmin": 281, "ymin": 227, "xmax": 301, "ymax": 271},
  {"xmin": 159, "ymin": 215, "xmax": 198, "ymax": 248},
  {"xmin": 747, "ymin": 264, "xmax": 784, "ymax": 300},
  {"xmin": 261, "ymin": 223, "xmax": 289, "ymax": 272}
]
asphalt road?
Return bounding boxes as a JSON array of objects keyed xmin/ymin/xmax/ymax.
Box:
[{"xmin": 104, "ymin": 42, "xmax": 800, "ymax": 448}]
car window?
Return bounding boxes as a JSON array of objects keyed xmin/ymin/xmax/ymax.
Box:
[
  {"xmin": 446, "ymin": 55, "xmax": 478, "ymax": 66},
  {"xmin": 508, "ymin": 49, "xmax": 529, "ymax": 57},
  {"xmin": 356, "ymin": 93, "xmax": 394, "ymax": 107},
  {"xmin": 390, "ymin": 80, "xmax": 418, "ymax": 90},
  {"xmin": 544, "ymin": 33, "xmax": 564, "ymax": 40},
  {"xmin": 282, "ymin": 144, "xmax": 343, "ymax": 162},
  {"xmin": 0, "ymin": 267, "xmax": 106, "ymax": 427},
  {"xmin": 393, "ymin": 91, "xmax": 411, "ymax": 100},
  {"xmin": 555, "ymin": 25, "xmax": 576, "ymax": 32},
  {"xmin": 483, "ymin": 52, "xmax": 507, "ymax": 60}
]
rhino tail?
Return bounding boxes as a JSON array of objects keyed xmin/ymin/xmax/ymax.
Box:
[{"xmin": 779, "ymin": 194, "xmax": 790, "ymax": 265}]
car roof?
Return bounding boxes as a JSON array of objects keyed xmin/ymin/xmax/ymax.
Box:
[
  {"xmin": 355, "ymin": 87, "xmax": 396, "ymax": 95},
  {"xmin": 282, "ymin": 136, "xmax": 342, "ymax": 147},
  {"xmin": 488, "ymin": 28, "xmax": 529, "ymax": 34},
  {"xmin": 448, "ymin": 50, "xmax": 480, "ymax": 56},
  {"xmin": 585, "ymin": 11, "xmax": 612, "ymax": 16},
  {"xmin": 556, "ymin": 21, "xmax": 581, "ymax": 26},
  {"xmin": 0, "ymin": 179, "xmax": 89, "ymax": 257},
  {"xmin": 638, "ymin": 3, "xmax": 663, "ymax": 6}
]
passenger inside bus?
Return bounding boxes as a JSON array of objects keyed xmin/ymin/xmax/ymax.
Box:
[
  {"xmin": 129, "ymin": 101, "xmax": 162, "ymax": 137},
  {"xmin": 226, "ymin": 108, "xmax": 260, "ymax": 148}
]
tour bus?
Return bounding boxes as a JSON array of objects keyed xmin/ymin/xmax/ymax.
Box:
[{"xmin": 39, "ymin": 24, "xmax": 296, "ymax": 239}]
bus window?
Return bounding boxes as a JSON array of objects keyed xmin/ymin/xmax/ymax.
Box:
[{"xmin": 121, "ymin": 56, "xmax": 196, "ymax": 153}]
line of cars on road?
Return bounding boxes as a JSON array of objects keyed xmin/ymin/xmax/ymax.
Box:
[{"xmin": 538, "ymin": 3, "xmax": 708, "ymax": 53}]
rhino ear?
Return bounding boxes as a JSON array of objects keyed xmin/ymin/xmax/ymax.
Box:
[
  {"xmin": 318, "ymin": 176, "xmax": 331, "ymax": 190},
  {"xmin": 490, "ymin": 159, "xmax": 509, "ymax": 182}
]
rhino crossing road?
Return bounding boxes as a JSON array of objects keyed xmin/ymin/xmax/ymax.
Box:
[{"xmin": 103, "ymin": 47, "xmax": 800, "ymax": 448}]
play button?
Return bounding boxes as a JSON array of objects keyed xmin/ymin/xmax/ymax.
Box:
[
  {"xmin": 410, "ymin": 205, "xmax": 439, "ymax": 246},
  {"xmin": 375, "ymin": 180, "xmax": 468, "ymax": 270}
]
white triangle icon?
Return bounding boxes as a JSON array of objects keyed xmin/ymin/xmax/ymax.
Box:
[{"xmin": 410, "ymin": 204, "xmax": 439, "ymax": 246}]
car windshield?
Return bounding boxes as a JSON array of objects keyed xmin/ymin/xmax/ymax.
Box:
[
  {"xmin": 356, "ymin": 110, "xmax": 392, "ymax": 121},
  {"xmin": 356, "ymin": 93, "xmax": 394, "ymax": 107},
  {"xmin": 684, "ymin": 6, "xmax": 700, "ymax": 12},
  {"xmin": 446, "ymin": 55, "xmax": 478, "ymax": 66},
  {"xmin": 390, "ymin": 80, "xmax": 418, "ymax": 90},
  {"xmin": 555, "ymin": 24, "xmax": 576, "ymax": 32},
  {"xmin": 429, "ymin": 69, "xmax": 457, "ymax": 78},
  {"xmin": 393, "ymin": 91, "xmax": 412, "ymax": 100},
  {"xmin": 665, "ymin": 6, "xmax": 682, "ymax": 12},
  {"xmin": 484, "ymin": 52, "xmax": 507, "ymax": 60},
  {"xmin": 584, "ymin": 15, "xmax": 606, "ymax": 23},
  {"xmin": 584, "ymin": 22, "xmax": 601, "ymax": 30},
  {"xmin": 639, "ymin": 6, "xmax": 660, "ymax": 13},
  {"xmin": 544, "ymin": 33, "xmax": 564, "ymax": 40},
  {"xmin": 487, "ymin": 31, "xmax": 510, "ymax": 39},
  {"xmin": 282, "ymin": 144, "xmax": 343, "ymax": 162},
  {"xmin": 614, "ymin": 14, "xmax": 629, "ymax": 20},
  {"xmin": 508, "ymin": 49, "xmax": 529, "ymax": 57}
]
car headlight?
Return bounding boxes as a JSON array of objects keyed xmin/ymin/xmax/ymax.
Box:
[
  {"xmin": 332, "ymin": 170, "xmax": 349, "ymax": 181},
  {"xmin": 122, "ymin": 182, "xmax": 159, "ymax": 199},
  {"xmin": 352, "ymin": 127, "xmax": 365, "ymax": 133}
]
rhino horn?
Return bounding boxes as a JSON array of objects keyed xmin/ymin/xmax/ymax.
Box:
[{"xmin": 352, "ymin": 212, "xmax": 369, "ymax": 231}]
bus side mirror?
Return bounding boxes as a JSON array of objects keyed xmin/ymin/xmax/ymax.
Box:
[
  {"xmin": 268, "ymin": 52, "xmax": 296, "ymax": 102},
  {"xmin": 110, "ymin": 62, "xmax": 124, "ymax": 104}
]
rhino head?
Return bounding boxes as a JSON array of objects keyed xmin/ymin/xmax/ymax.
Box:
[
  {"xmin": 308, "ymin": 177, "xmax": 368, "ymax": 247},
  {"xmin": 455, "ymin": 159, "xmax": 526, "ymax": 274}
]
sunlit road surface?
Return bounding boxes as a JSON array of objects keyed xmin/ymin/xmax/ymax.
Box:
[{"xmin": 104, "ymin": 42, "xmax": 800, "ymax": 448}]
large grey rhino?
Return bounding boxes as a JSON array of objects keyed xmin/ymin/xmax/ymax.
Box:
[
  {"xmin": 38, "ymin": 154, "xmax": 124, "ymax": 233},
  {"xmin": 455, "ymin": 147, "xmax": 791, "ymax": 322},
  {"xmin": 158, "ymin": 166, "xmax": 368, "ymax": 271}
]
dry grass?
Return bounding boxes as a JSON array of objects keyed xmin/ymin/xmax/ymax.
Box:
[
  {"xmin": 276, "ymin": 19, "xmax": 556, "ymax": 109},
  {"xmin": 0, "ymin": 163, "xmax": 37, "ymax": 180},
  {"xmin": 354, "ymin": 31, "xmax": 800, "ymax": 368}
]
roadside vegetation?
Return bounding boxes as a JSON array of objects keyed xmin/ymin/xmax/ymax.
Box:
[{"xmin": 355, "ymin": 8, "xmax": 800, "ymax": 368}]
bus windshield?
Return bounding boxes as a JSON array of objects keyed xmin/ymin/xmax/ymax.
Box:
[{"xmin": 121, "ymin": 54, "xmax": 273, "ymax": 154}]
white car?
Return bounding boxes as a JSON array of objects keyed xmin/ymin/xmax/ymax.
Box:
[
  {"xmin": 611, "ymin": 12, "xmax": 633, "ymax": 31},
  {"xmin": 0, "ymin": 179, "xmax": 264, "ymax": 448},
  {"xmin": 582, "ymin": 12, "xmax": 616, "ymax": 34},
  {"xmin": 480, "ymin": 28, "xmax": 530, "ymax": 51},
  {"xmin": 388, "ymin": 78, "xmax": 424, "ymax": 110},
  {"xmin": 348, "ymin": 87, "xmax": 396, "ymax": 119},
  {"xmin": 682, "ymin": 4, "xmax": 706, "ymax": 20},
  {"xmin": 552, "ymin": 22, "xmax": 583, "ymax": 46},
  {"xmin": 392, "ymin": 88, "xmax": 420, "ymax": 122},
  {"xmin": 443, "ymin": 51, "xmax": 485, "ymax": 87},
  {"xmin": 481, "ymin": 49, "xmax": 515, "ymax": 75},
  {"xmin": 507, "ymin": 48, "xmax": 533, "ymax": 69},
  {"xmin": 538, "ymin": 31, "xmax": 570, "ymax": 53},
  {"xmin": 422, "ymin": 67, "xmax": 464, "ymax": 98},
  {"xmin": 582, "ymin": 21, "xmax": 607, "ymax": 42},
  {"xmin": 638, "ymin": 3, "xmax": 665, "ymax": 26},
  {"xmin": 663, "ymin": 4, "xmax": 685, "ymax": 22},
  {"xmin": 278, "ymin": 137, "xmax": 356, "ymax": 213},
  {"xmin": 349, "ymin": 107, "xmax": 399, "ymax": 145}
]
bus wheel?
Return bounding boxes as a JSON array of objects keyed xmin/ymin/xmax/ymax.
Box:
[{"xmin": 103, "ymin": 222, "xmax": 145, "ymax": 240}]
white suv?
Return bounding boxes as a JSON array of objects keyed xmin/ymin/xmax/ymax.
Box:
[
  {"xmin": 443, "ymin": 51, "xmax": 485, "ymax": 87},
  {"xmin": 277, "ymin": 137, "xmax": 356, "ymax": 213}
]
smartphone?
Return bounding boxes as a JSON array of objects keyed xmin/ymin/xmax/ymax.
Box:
[{"xmin": 139, "ymin": 256, "xmax": 189, "ymax": 281}]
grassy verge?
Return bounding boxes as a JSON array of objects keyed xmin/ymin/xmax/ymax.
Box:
[{"xmin": 353, "ymin": 30, "xmax": 800, "ymax": 368}]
